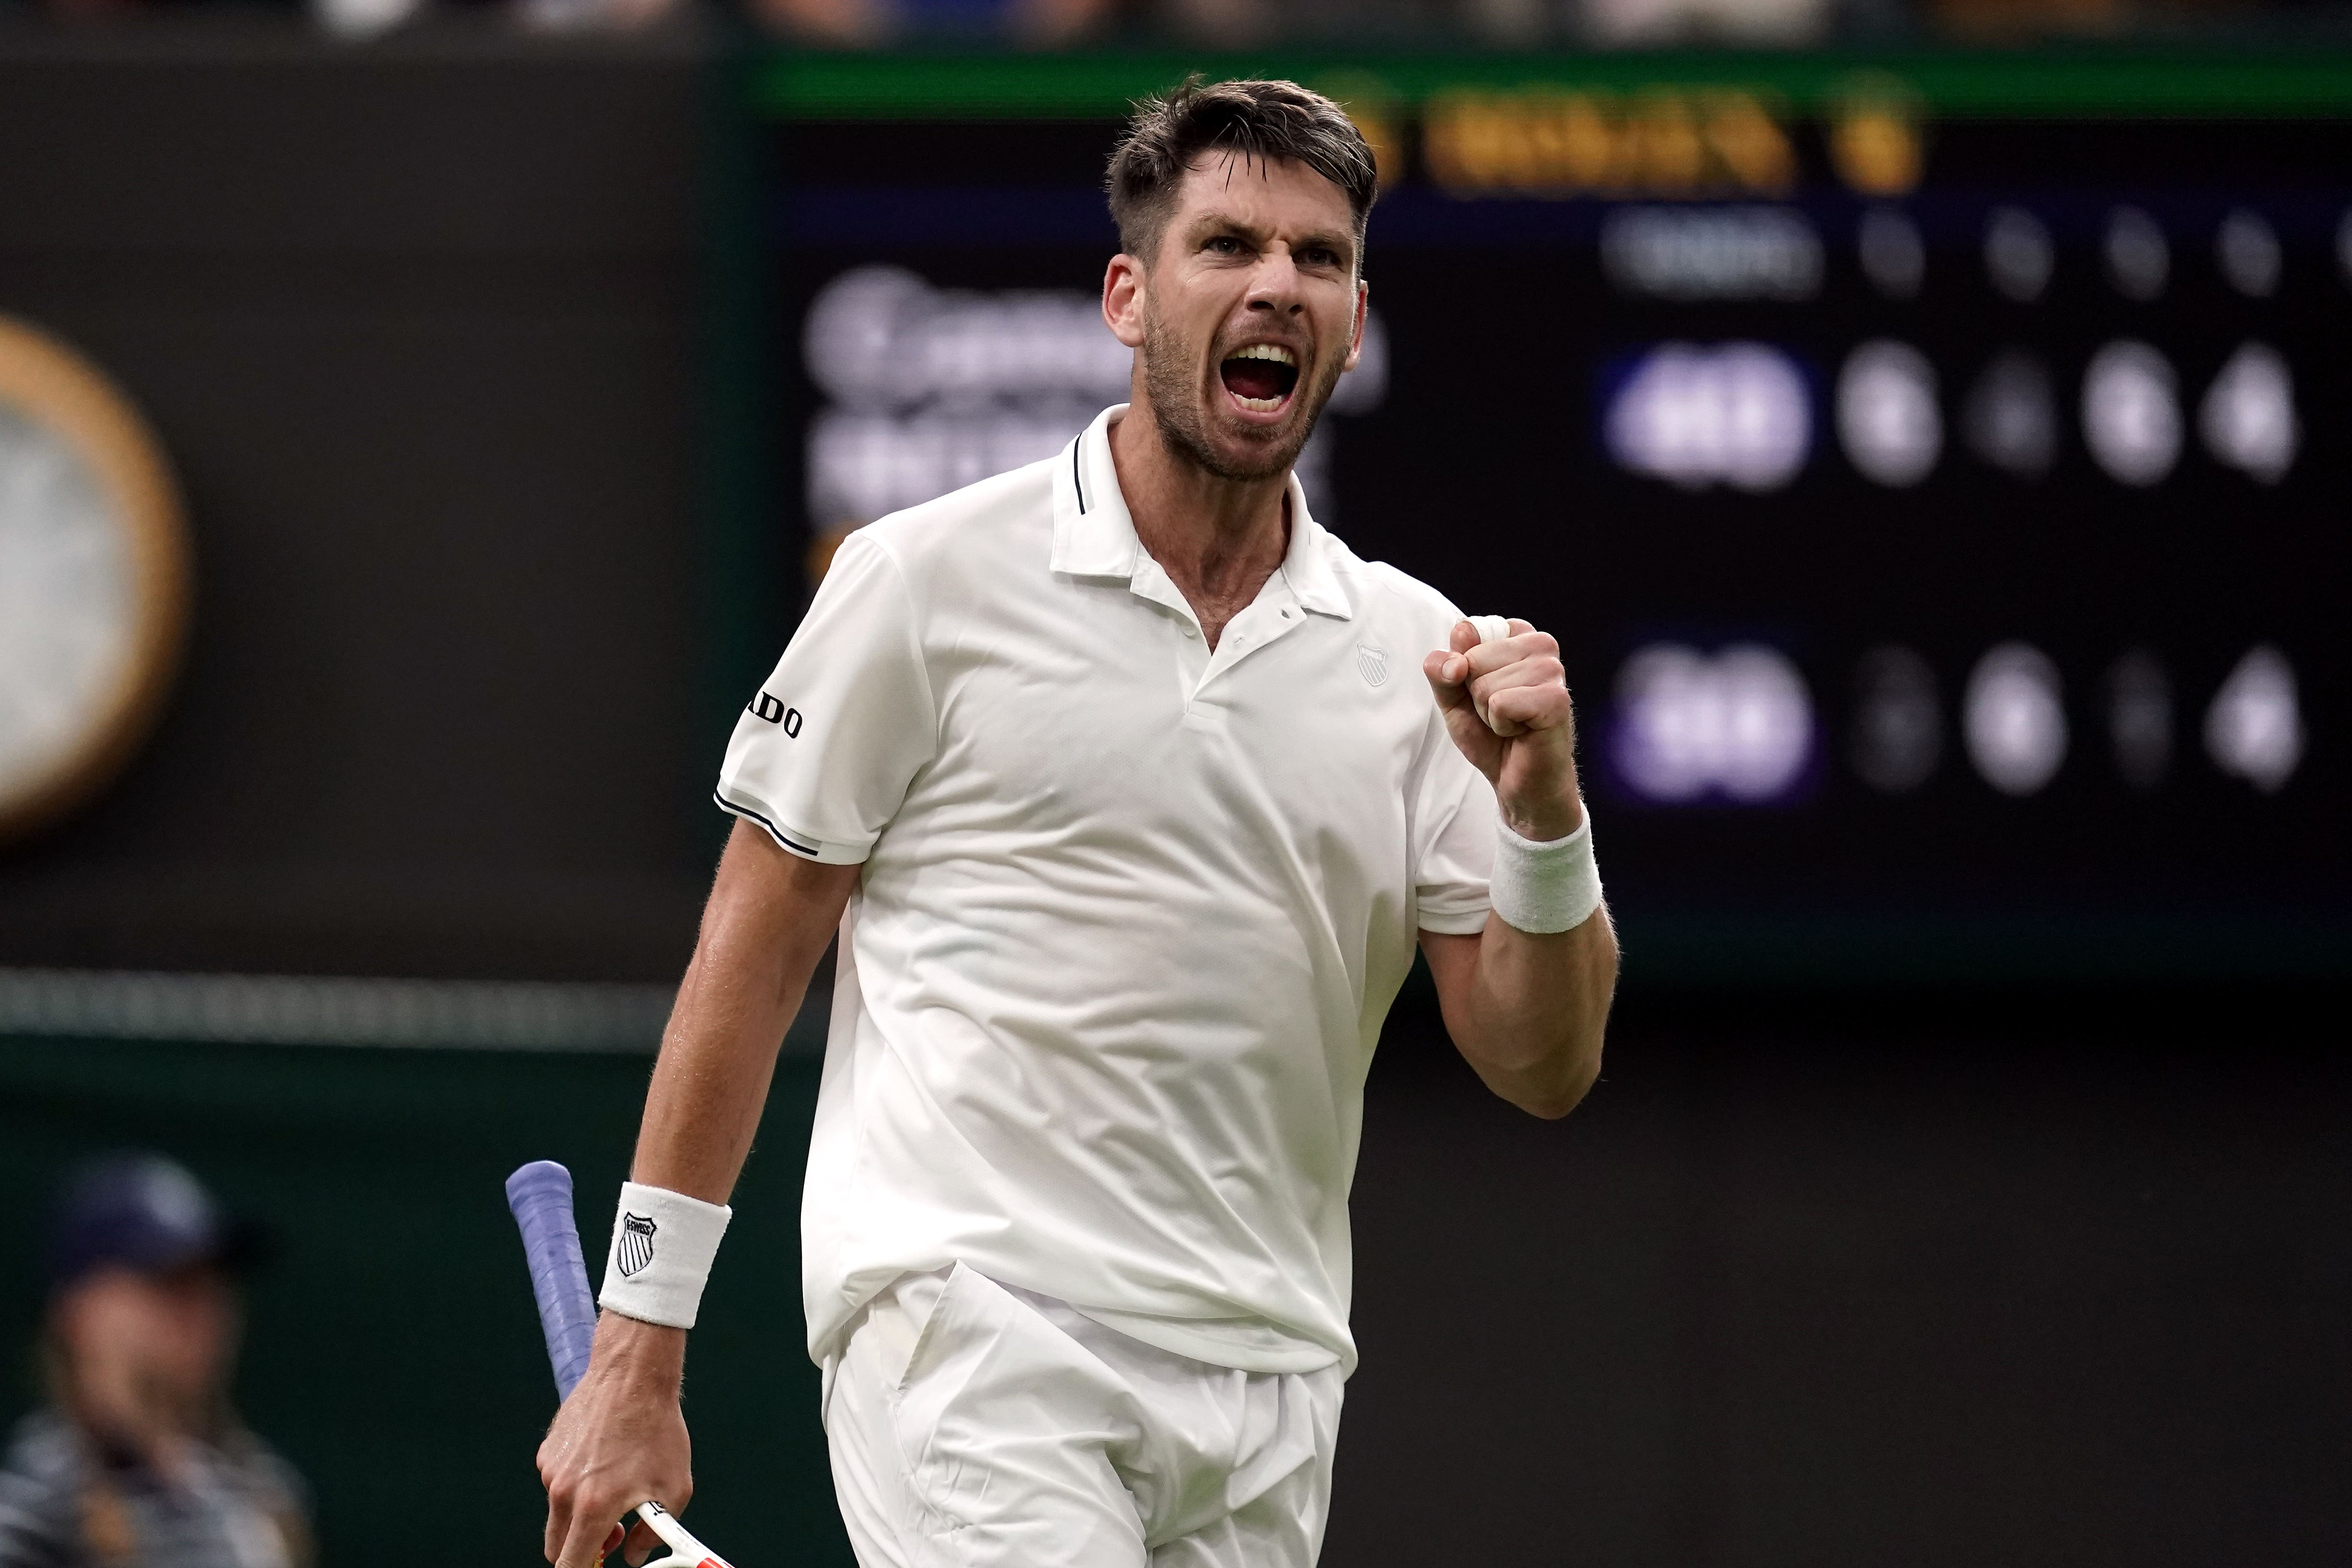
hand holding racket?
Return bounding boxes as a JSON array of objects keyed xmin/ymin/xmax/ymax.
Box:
[{"xmin": 508, "ymin": 1162, "xmax": 732, "ymax": 1568}]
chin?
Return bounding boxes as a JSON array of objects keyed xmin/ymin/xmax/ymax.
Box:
[
  {"xmin": 1198, "ymin": 416, "xmax": 1308, "ymax": 482},
  {"xmin": 1213, "ymin": 411, "xmax": 1308, "ymax": 465}
]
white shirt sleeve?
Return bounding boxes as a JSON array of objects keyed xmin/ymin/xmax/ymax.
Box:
[
  {"xmin": 1411, "ymin": 711, "xmax": 1498, "ymax": 935},
  {"xmin": 714, "ymin": 530, "xmax": 937, "ymax": 864}
]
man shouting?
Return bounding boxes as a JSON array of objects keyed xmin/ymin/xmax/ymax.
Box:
[{"xmin": 538, "ymin": 76, "xmax": 1617, "ymax": 1568}]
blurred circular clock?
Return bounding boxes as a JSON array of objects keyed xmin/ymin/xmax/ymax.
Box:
[{"xmin": 0, "ymin": 315, "xmax": 190, "ymax": 845}]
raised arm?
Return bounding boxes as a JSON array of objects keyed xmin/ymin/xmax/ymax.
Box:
[
  {"xmin": 1419, "ymin": 618, "xmax": 1620, "ymax": 1119},
  {"xmin": 537, "ymin": 819, "xmax": 859, "ymax": 1568}
]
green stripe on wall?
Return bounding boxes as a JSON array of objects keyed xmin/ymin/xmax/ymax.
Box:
[{"xmin": 755, "ymin": 48, "xmax": 2352, "ymax": 120}]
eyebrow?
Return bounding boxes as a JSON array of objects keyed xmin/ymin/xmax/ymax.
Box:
[{"xmin": 1184, "ymin": 210, "xmax": 1357, "ymax": 268}]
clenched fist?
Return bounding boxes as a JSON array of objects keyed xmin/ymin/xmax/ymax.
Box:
[{"xmin": 1422, "ymin": 618, "xmax": 1585, "ymax": 843}]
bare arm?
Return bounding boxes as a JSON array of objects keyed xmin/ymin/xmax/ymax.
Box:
[
  {"xmin": 537, "ymin": 820, "xmax": 860, "ymax": 1568},
  {"xmin": 1418, "ymin": 619, "xmax": 1620, "ymax": 1119},
  {"xmin": 1420, "ymin": 908, "xmax": 1616, "ymax": 1119},
  {"xmin": 631, "ymin": 822, "xmax": 859, "ymax": 1202}
]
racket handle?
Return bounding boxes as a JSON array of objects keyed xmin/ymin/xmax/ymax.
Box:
[{"xmin": 506, "ymin": 1160, "xmax": 600, "ymax": 1401}]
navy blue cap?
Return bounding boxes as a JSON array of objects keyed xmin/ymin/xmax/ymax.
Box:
[{"xmin": 44, "ymin": 1155, "xmax": 260, "ymax": 1296}]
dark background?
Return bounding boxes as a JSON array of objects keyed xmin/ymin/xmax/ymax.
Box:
[
  {"xmin": 0, "ymin": 31, "xmax": 741, "ymax": 983},
  {"xmin": 0, "ymin": 33, "xmax": 2346, "ymax": 1568}
]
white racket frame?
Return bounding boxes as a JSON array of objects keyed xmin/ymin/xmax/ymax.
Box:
[{"xmin": 623, "ymin": 1500, "xmax": 730, "ymax": 1568}]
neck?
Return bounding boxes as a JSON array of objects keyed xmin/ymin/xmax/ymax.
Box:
[{"xmin": 1109, "ymin": 404, "xmax": 1291, "ymax": 618}]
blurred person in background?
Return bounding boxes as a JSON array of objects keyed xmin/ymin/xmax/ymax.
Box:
[{"xmin": 0, "ymin": 1157, "xmax": 310, "ymax": 1568}]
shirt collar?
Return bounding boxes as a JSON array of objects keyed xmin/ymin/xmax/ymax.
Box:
[{"xmin": 1050, "ymin": 404, "xmax": 1353, "ymax": 621}]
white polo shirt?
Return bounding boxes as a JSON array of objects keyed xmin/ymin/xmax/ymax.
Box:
[{"xmin": 717, "ymin": 404, "xmax": 1497, "ymax": 1377}]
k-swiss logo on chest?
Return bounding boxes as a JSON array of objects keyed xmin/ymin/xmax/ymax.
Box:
[
  {"xmin": 617, "ymin": 1212, "xmax": 657, "ymax": 1277},
  {"xmin": 1356, "ymin": 645, "xmax": 1390, "ymax": 688}
]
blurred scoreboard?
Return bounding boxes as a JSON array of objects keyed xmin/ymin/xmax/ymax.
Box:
[{"xmin": 762, "ymin": 55, "xmax": 2351, "ymax": 982}]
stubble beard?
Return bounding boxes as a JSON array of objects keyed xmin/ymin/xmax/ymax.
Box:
[{"xmin": 1140, "ymin": 303, "xmax": 1347, "ymax": 485}]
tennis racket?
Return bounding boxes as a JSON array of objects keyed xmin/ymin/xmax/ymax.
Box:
[{"xmin": 506, "ymin": 1160, "xmax": 734, "ymax": 1568}]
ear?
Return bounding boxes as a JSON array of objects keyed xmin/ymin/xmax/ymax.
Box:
[
  {"xmin": 1103, "ymin": 252, "xmax": 1148, "ymax": 350},
  {"xmin": 1341, "ymin": 276, "xmax": 1368, "ymax": 374}
]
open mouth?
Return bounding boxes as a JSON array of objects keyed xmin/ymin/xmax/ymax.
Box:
[{"xmin": 1218, "ymin": 343, "xmax": 1301, "ymax": 413}]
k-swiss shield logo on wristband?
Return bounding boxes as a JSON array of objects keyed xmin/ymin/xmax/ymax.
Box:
[{"xmin": 617, "ymin": 1212, "xmax": 658, "ymax": 1277}]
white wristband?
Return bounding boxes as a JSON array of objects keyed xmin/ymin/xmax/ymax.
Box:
[
  {"xmin": 1488, "ymin": 808, "xmax": 1603, "ymax": 935},
  {"xmin": 598, "ymin": 1182, "xmax": 732, "ymax": 1330}
]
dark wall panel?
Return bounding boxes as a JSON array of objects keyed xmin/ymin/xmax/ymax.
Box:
[
  {"xmin": 0, "ymin": 32, "xmax": 725, "ymax": 981},
  {"xmin": 1333, "ymin": 991, "xmax": 2352, "ymax": 1567}
]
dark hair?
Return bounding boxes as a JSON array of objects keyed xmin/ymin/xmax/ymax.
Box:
[{"xmin": 1105, "ymin": 77, "xmax": 1378, "ymax": 267}]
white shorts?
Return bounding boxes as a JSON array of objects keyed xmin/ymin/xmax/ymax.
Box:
[{"xmin": 820, "ymin": 1263, "xmax": 1344, "ymax": 1568}]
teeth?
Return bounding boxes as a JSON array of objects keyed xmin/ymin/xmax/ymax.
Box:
[
  {"xmin": 1229, "ymin": 343, "xmax": 1297, "ymax": 366},
  {"xmin": 1232, "ymin": 393, "xmax": 1285, "ymax": 411}
]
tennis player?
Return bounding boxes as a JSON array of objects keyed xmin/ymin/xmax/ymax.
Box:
[{"xmin": 538, "ymin": 77, "xmax": 1618, "ymax": 1568}]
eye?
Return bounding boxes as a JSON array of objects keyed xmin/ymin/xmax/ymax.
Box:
[{"xmin": 1205, "ymin": 235, "xmax": 1244, "ymax": 255}]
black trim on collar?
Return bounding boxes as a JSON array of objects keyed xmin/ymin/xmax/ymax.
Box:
[{"xmin": 1071, "ymin": 438, "xmax": 1088, "ymax": 515}]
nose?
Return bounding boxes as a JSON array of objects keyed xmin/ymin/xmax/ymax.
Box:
[{"xmin": 1245, "ymin": 246, "xmax": 1308, "ymax": 314}]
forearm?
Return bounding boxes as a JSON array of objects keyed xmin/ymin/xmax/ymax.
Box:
[
  {"xmin": 631, "ymin": 821, "xmax": 857, "ymax": 1203},
  {"xmin": 582, "ymin": 827, "xmax": 856, "ymax": 1380},
  {"xmin": 629, "ymin": 950, "xmax": 807, "ymax": 1206},
  {"xmin": 1435, "ymin": 904, "xmax": 1618, "ymax": 1119}
]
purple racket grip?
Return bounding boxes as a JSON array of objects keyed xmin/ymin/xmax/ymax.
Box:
[{"xmin": 506, "ymin": 1160, "xmax": 600, "ymax": 1402}]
